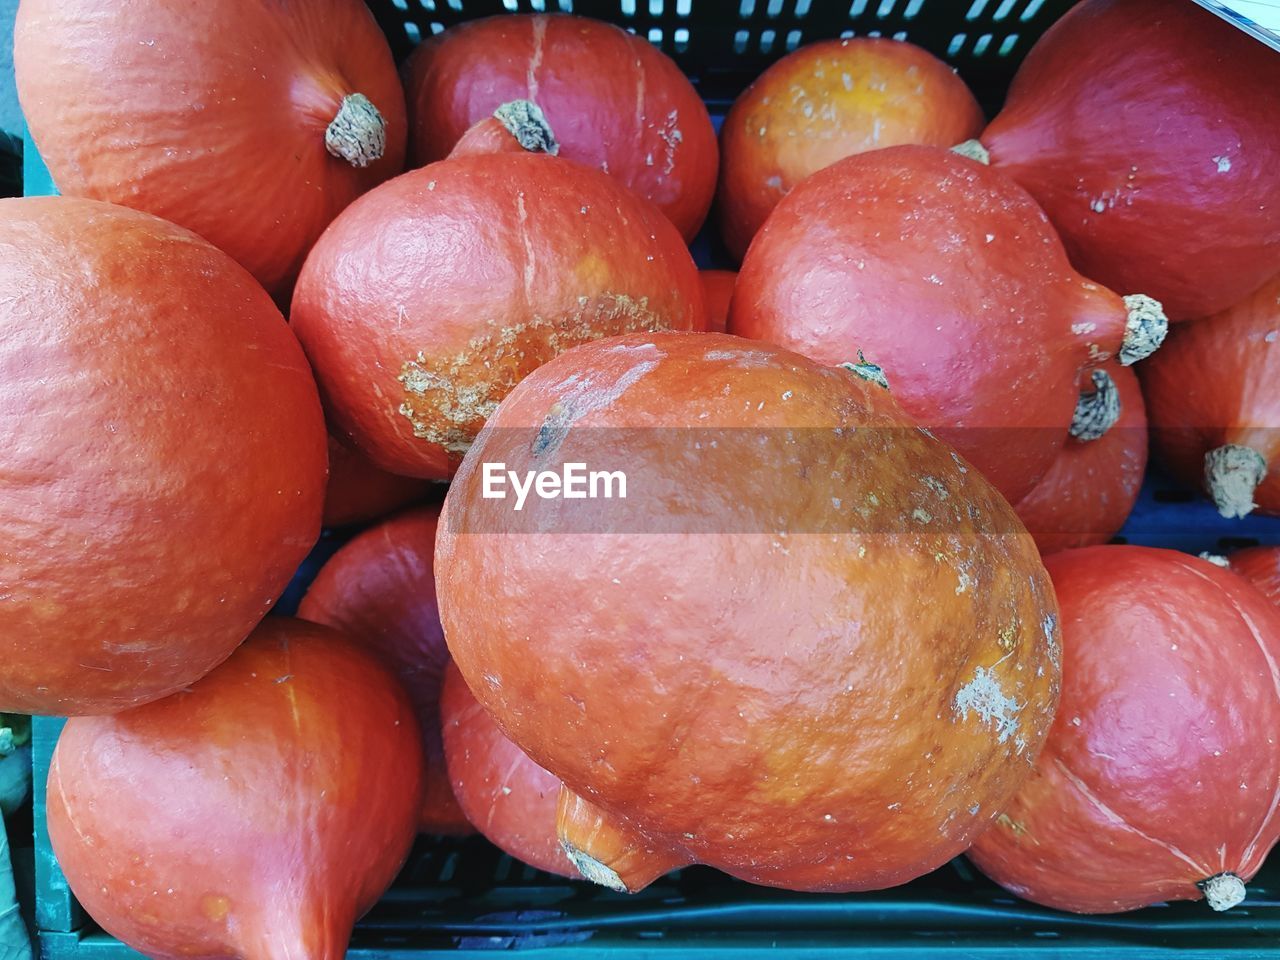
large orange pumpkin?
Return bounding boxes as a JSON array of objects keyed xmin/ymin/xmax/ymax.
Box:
[
  {"xmin": 402, "ymin": 14, "xmax": 717, "ymax": 241},
  {"xmin": 1013, "ymin": 365, "xmax": 1147, "ymax": 554},
  {"xmin": 969, "ymin": 546, "xmax": 1280, "ymax": 913},
  {"xmin": 1142, "ymin": 273, "xmax": 1280, "ymax": 519},
  {"xmin": 298, "ymin": 505, "xmax": 469, "ymax": 835},
  {"xmin": 323, "ymin": 435, "xmax": 432, "ymax": 529},
  {"xmin": 0, "ymin": 197, "xmax": 326, "ymax": 716},
  {"xmin": 717, "ymin": 38, "xmax": 983, "ymax": 261},
  {"xmin": 47, "ymin": 618, "xmax": 424, "ymax": 960},
  {"xmin": 699, "ymin": 270, "xmax": 736, "ymax": 334},
  {"xmin": 291, "ymin": 108, "xmax": 704, "ymax": 480},
  {"xmin": 730, "ymin": 145, "xmax": 1166, "ymax": 505},
  {"xmin": 1225, "ymin": 548, "xmax": 1280, "ymax": 608},
  {"xmin": 968, "ymin": 0, "xmax": 1280, "ymax": 321},
  {"xmin": 437, "ymin": 331, "xmax": 1060, "ymax": 894},
  {"xmin": 14, "ymin": 0, "xmax": 406, "ymax": 299}
]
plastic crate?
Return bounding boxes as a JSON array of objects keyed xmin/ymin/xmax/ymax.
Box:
[{"xmin": 18, "ymin": 0, "xmax": 1280, "ymax": 957}]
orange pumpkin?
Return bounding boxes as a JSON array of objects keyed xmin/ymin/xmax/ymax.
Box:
[
  {"xmin": 323, "ymin": 435, "xmax": 432, "ymax": 529},
  {"xmin": 1225, "ymin": 547, "xmax": 1280, "ymax": 608},
  {"xmin": 437, "ymin": 331, "xmax": 1059, "ymax": 894},
  {"xmin": 699, "ymin": 270, "xmax": 736, "ymax": 334},
  {"xmin": 717, "ymin": 38, "xmax": 983, "ymax": 261},
  {"xmin": 48, "ymin": 618, "xmax": 423, "ymax": 960},
  {"xmin": 0, "ymin": 197, "xmax": 326, "ymax": 715},
  {"xmin": 14, "ymin": 0, "xmax": 406, "ymax": 298}
]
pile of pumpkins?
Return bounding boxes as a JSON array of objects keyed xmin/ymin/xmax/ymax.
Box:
[{"xmin": 4, "ymin": 0, "xmax": 1280, "ymax": 955}]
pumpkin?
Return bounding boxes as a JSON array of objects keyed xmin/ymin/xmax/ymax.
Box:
[
  {"xmin": 1224, "ymin": 548, "xmax": 1280, "ymax": 608},
  {"xmin": 717, "ymin": 38, "xmax": 983, "ymax": 261},
  {"xmin": 14, "ymin": 0, "xmax": 406, "ymax": 299},
  {"xmin": 291, "ymin": 104, "xmax": 704, "ymax": 480},
  {"xmin": 402, "ymin": 14, "xmax": 717, "ymax": 241},
  {"xmin": 440, "ymin": 662, "xmax": 572, "ymax": 877},
  {"xmin": 436, "ymin": 331, "xmax": 1060, "ymax": 894},
  {"xmin": 323, "ymin": 435, "xmax": 432, "ymax": 529},
  {"xmin": 969, "ymin": 546, "xmax": 1280, "ymax": 914},
  {"xmin": 1141, "ymin": 273, "xmax": 1280, "ymax": 519},
  {"xmin": 965, "ymin": 0, "xmax": 1280, "ymax": 322},
  {"xmin": 1013, "ymin": 364, "xmax": 1147, "ymax": 554},
  {"xmin": 47, "ymin": 617, "xmax": 424, "ymax": 960},
  {"xmin": 729, "ymin": 144, "xmax": 1166, "ymax": 505},
  {"xmin": 699, "ymin": 270, "xmax": 736, "ymax": 334},
  {"xmin": 298, "ymin": 505, "xmax": 470, "ymax": 835},
  {"xmin": 0, "ymin": 197, "xmax": 326, "ymax": 716}
]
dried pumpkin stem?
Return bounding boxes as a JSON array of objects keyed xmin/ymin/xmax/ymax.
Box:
[
  {"xmin": 325, "ymin": 93, "xmax": 387, "ymax": 168},
  {"xmin": 951, "ymin": 139, "xmax": 991, "ymax": 165},
  {"xmin": 1118, "ymin": 294, "xmax": 1168, "ymax": 365},
  {"xmin": 1198, "ymin": 552, "xmax": 1231, "ymax": 568},
  {"xmin": 1204, "ymin": 444, "xmax": 1267, "ymax": 519},
  {"xmin": 1200, "ymin": 872, "xmax": 1247, "ymax": 912},
  {"xmin": 493, "ymin": 100, "xmax": 560, "ymax": 155},
  {"xmin": 1069, "ymin": 369, "xmax": 1121, "ymax": 442}
]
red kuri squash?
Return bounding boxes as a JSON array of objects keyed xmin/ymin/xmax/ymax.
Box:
[
  {"xmin": 323, "ymin": 435, "xmax": 433, "ymax": 529},
  {"xmin": 730, "ymin": 144, "xmax": 1166, "ymax": 504},
  {"xmin": 14, "ymin": 0, "xmax": 406, "ymax": 299},
  {"xmin": 0, "ymin": 197, "xmax": 326, "ymax": 716},
  {"xmin": 1142, "ymin": 273, "xmax": 1280, "ymax": 518},
  {"xmin": 699, "ymin": 270, "xmax": 736, "ymax": 334},
  {"xmin": 969, "ymin": 546, "xmax": 1280, "ymax": 913},
  {"xmin": 440, "ymin": 662, "xmax": 572, "ymax": 877},
  {"xmin": 403, "ymin": 14, "xmax": 717, "ymax": 241},
  {"xmin": 718, "ymin": 38, "xmax": 983, "ymax": 261},
  {"xmin": 298, "ymin": 505, "xmax": 470, "ymax": 835},
  {"xmin": 291, "ymin": 105, "xmax": 704, "ymax": 480},
  {"xmin": 966, "ymin": 0, "xmax": 1280, "ymax": 321},
  {"xmin": 1013, "ymin": 365, "xmax": 1147, "ymax": 554},
  {"xmin": 1224, "ymin": 547, "xmax": 1280, "ymax": 608},
  {"xmin": 47, "ymin": 617, "xmax": 425, "ymax": 960},
  {"xmin": 437, "ymin": 331, "xmax": 1060, "ymax": 894}
]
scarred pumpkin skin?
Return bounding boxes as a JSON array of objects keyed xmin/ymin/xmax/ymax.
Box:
[
  {"xmin": 1141, "ymin": 273, "xmax": 1280, "ymax": 519},
  {"xmin": 0, "ymin": 197, "xmax": 326, "ymax": 716},
  {"xmin": 1227, "ymin": 548, "xmax": 1280, "ymax": 607},
  {"xmin": 969, "ymin": 546, "xmax": 1280, "ymax": 914},
  {"xmin": 291, "ymin": 146, "xmax": 704, "ymax": 480},
  {"xmin": 440, "ymin": 662, "xmax": 572, "ymax": 876},
  {"xmin": 717, "ymin": 38, "xmax": 983, "ymax": 261},
  {"xmin": 298, "ymin": 506, "xmax": 470, "ymax": 835},
  {"xmin": 323, "ymin": 435, "xmax": 432, "ymax": 528},
  {"xmin": 403, "ymin": 14, "xmax": 717, "ymax": 241},
  {"xmin": 47, "ymin": 618, "xmax": 425, "ymax": 960},
  {"xmin": 699, "ymin": 270, "xmax": 736, "ymax": 334},
  {"xmin": 730, "ymin": 145, "xmax": 1163, "ymax": 505},
  {"xmin": 14, "ymin": 0, "xmax": 406, "ymax": 300},
  {"xmin": 437, "ymin": 331, "xmax": 1060, "ymax": 893},
  {"xmin": 976, "ymin": 0, "xmax": 1280, "ymax": 322},
  {"xmin": 1013, "ymin": 365, "xmax": 1147, "ymax": 554}
]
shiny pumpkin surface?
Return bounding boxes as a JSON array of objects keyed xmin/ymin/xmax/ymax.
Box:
[
  {"xmin": 717, "ymin": 38, "xmax": 983, "ymax": 261},
  {"xmin": 404, "ymin": 14, "xmax": 717, "ymax": 241},
  {"xmin": 298, "ymin": 505, "xmax": 469, "ymax": 835},
  {"xmin": 730, "ymin": 144, "xmax": 1134, "ymax": 504},
  {"xmin": 440, "ymin": 662, "xmax": 571, "ymax": 876},
  {"xmin": 14, "ymin": 0, "xmax": 406, "ymax": 300},
  {"xmin": 0, "ymin": 197, "xmax": 326, "ymax": 715},
  {"xmin": 437, "ymin": 331, "xmax": 1059, "ymax": 892},
  {"xmin": 291, "ymin": 151, "xmax": 703, "ymax": 480},
  {"xmin": 47, "ymin": 618, "xmax": 425, "ymax": 960},
  {"xmin": 1013, "ymin": 365, "xmax": 1147, "ymax": 554},
  {"xmin": 1228, "ymin": 547, "xmax": 1280, "ymax": 608},
  {"xmin": 969, "ymin": 546, "xmax": 1280, "ymax": 913},
  {"xmin": 323, "ymin": 435, "xmax": 432, "ymax": 529},
  {"xmin": 980, "ymin": 0, "xmax": 1280, "ymax": 321}
]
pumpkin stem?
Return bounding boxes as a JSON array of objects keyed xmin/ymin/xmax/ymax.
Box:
[
  {"xmin": 1198, "ymin": 552, "xmax": 1231, "ymax": 568},
  {"xmin": 1205, "ymin": 444, "xmax": 1267, "ymax": 519},
  {"xmin": 951, "ymin": 139, "xmax": 991, "ymax": 165},
  {"xmin": 1118, "ymin": 294, "xmax": 1168, "ymax": 365},
  {"xmin": 1069, "ymin": 369, "xmax": 1120, "ymax": 442},
  {"xmin": 556, "ymin": 786, "xmax": 689, "ymax": 894},
  {"xmin": 840, "ymin": 351, "xmax": 890, "ymax": 391},
  {"xmin": 325, "ymin": 93, "xmax": 387, "ymax": 169},
  {"xmin": 493, "ymin": 100, "xmax": 559, "ymax": 155},
  {"xmin": 1200, "ymin": 872, "xmax": 1247, "ymax": 912}
]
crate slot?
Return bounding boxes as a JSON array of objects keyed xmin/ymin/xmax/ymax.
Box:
[
  {"xmin": 998, "ymin": 32, "xmax": 1019, "ymax": 54},
  {"xmin": 947, "ymin": 31, "xmax": 965, "ymax": 54},
  {"xmin": 759, "ymin": 27, "xmax": 777, "ymax": 51},
  {"xmin": 785, "ymin": 28, "xmax": 803, "ymax": 48},
  {"xmin": 1021, "ymin": 0, "xmax": 1047, "ymax": 20},
  {"xmin": 849, "ymin": 0, "xmax": 870, "ymax": 17},
  {"xmin": 903, "ymin": 0, "xmax": 925, "ymax": 16},
  {"xmin": 992, "ymin": 0, "xmax": 1018, "ymax": 19},
  {"xmin": 876, "ymin": 0, "xmax": 896, "ymax": 17},
  {"xmin": 972, "ymin": 32, "xmax": 993, "ymax": 54},
  {"xmin": 966, "ymin": 0, "xmax": 990, "ymax": 20}
]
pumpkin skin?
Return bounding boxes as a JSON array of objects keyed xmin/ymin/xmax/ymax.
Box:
[
  {"xmin": 974, "ymin": 0, "xmax": 1280, "ymax": 322},
  {"xmin": 0, "ymin": 197, "xmax": 326, "ymax": 716},
  {"xmin": 1013, "ymin": 365, "xmax": 1147, "ymax": 554},
  {"xmin": 403, "ymin": 14, "xmax": 717, "ymax": 241},
  {"xmin": 47, "ymin": 617, "xmax": 425, "ymax": 960},
  {"xmin": 717, "ymin": 38, "xmax": 983, "ymax": 261},
  {"xmin": 1226, "ymin": 548, "xmax": 1280, "ymax": 608},
  {"xmin": 699, "ymin": 270, "xmax": 736, "ymax": 334},
  {"xmin": 437, "ymin": 331, "xmax": 1060, "ymax": 894},
  {"xmin": 291, "ymin": 135, "xmax": 704, "ymax": 480},
  {"xmin": 969, "ymin": 546, "xmax": 1280, "ymax": 914},
  {"xmin": 323, "ymin": 435, "xmax": 432, "ymax": 528},
  {"xmin": 730, "ymin": 144, "xmax": 1165, "ymax": 505},
  {"xmin": 14, "ymin": 0, "xmax": 406, "ymax": 299},
  {"xmin": 440, "ymin": 662, "xmax": 572, "ymax": 877},
  {"xmin": 1141, "ymin": 273, "xmax": 1280, "ymax": 519},
  {"xmin": 298, "ymin": 505, "xmax": 470, "ymax": 835}
]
